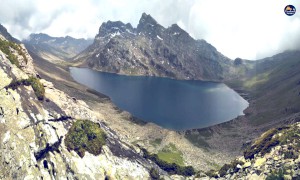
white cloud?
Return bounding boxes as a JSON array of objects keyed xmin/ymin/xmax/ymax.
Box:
[
  {"xmin": 0, "ymin": 0, "xmax": 299, "ymax": 60},
  {"xmin": 187, "ymin": 0, "xmax": 300, "ymax": 59}
]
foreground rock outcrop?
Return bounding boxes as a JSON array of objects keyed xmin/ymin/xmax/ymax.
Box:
[
  {"xmin": 0, "ymin": 34, "xmax": 156, "ymax": 179},
  {"xmin": 201, "ymin": 122, "xmax": 300, "ymax": 179}
]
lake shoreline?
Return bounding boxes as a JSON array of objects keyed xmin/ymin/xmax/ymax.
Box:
[
  {"xmin": 70, "ymin": 67, "xmax": 249, "ymax": 131},
  {"xmin": 70, "ymin": 65, "xmax": 226, "ymax": 82},
  {"xmin": 71, "ymin": 65, "xmax": 252, "ymax": 103}
]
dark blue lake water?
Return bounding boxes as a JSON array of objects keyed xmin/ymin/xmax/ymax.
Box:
[{"xmin": 70, "ymin": 67, "xmax": 248, "ymax": 130}]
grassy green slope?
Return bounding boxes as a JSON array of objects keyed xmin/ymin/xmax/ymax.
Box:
[{"xmin": 230, "ymin": 51, "xmax": 300, "ymax": 126}]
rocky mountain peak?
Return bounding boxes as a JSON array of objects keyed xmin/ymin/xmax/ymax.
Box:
[
  {"xmin": 137, "ymin": 13, "xmax": 165, "ymax": 38},
  {"xmin": 168, "ymin": 24, "xmax": 183, "ymax": 33},
  {"xmin": 166, "ymin": 24, "xmax": 194, "ymax": 44},
  {"xmin": 65, "ymin": 35, "xmax": 74, "ymax": 39},
  {"xmin": 138, "ymin": 13, "xmax": 158, "ymax": 27},
  {"xmin": 97, "ymin": 21, "xmax": 134, "ymax": 38},
  {"xmin": 27, "ymin": 33, "xmax": 51, "ymax": 43},
  {"xmin": 75, "ymin": 13, "xmax": 233, "ymax": 81}
]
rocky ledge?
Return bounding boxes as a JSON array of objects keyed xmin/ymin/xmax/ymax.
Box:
[
  {"xmin": 199, "ymin": 122, "xmax": 300, "ymax": 179},
  {"xmin": 0, "ymin": 34, "xmax": 155, "ymax": 179}
]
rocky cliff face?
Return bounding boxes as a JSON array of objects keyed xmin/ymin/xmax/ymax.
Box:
[
  {"xmin": 0, "ymin": 24, "xmax": 20, "ymax": 43},
  {"xmin": 23, "ymin": 33, "xmax": 92, "ymax": 62},
  {"xmin": 203, "ymin": 122, "xmax": 300, "ymax": 179},
  {"xmin": 0, "ymin": 34, "xmax": 158, "ymax": 179},
  {"xmin": 75, "ymin": 13, "xmax": 234, "ymax": 81}
]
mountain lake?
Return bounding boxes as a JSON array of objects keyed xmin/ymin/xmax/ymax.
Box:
[{"xmin": 70, "ymin": 67, "xmax": 249, "ymax": 130}]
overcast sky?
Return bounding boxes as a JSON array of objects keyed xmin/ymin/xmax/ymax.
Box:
[{"xmin": 0, "ymin": 0, "xmax": 299, "ymax": 60}]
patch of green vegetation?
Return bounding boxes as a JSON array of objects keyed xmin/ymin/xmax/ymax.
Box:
[
  {"xmin": 244, "ymin": 124, "xmax": 300, "ymax": 160},
  {"xmin": 27, "ymin": 77, "xmax": 45, "ymax": 100},
  {"xmin": 0, "ymin": 38, "xmax": 20, "ymax": 67},
  {"xmin": 244, "ymin": 128, "xmax": 280, "ymax": 159},
  {"xmin": 244, "ymin": 71, "xmax": 270, "ymax": 90},
  {"xmin": 17, "ymin": 44, "xmax": 28, "ymax": 64},
  {"xmin": 150, "ymin": 138, "xmax": 162, "ymax": 147},
  {"xmin": 157, "ymin": 143, "xmax": 184, "ymax": 166},
  {"xmin": 242, "ymin": 53, "xmax": 300, "ymax": 126},
  {"xmin": 65, "ymin": 120, "xmax": 107, "ymax": 158},
  {"xmin": 279, "ymin": 126, "xmax": 300, "ymax": 160},
  {"xmin": 6, "ymin": 77, "xmax": 45, "ymax": 101},
  {"xmin": 266, "ymin": 168, "xmax": 284, "ymax": 180},
  {"xmin": 278, "ymin": 126, "xmax": 300, "ymax": 145},
  {"xmin": 141, "ymin": 148, "xmax": 195, "ymax": 176}
]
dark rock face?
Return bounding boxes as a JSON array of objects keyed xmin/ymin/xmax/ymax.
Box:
[
  {"xmin": 76, "ymin": 13, "xmax": 233, "ymax": 81},
  {"xmin": 0, "ymin": 24, "xmax": 20, "ymax": 43},
  {"xmin": 98, "ymin": 21, "xmax": 134, "ymax": 38}
]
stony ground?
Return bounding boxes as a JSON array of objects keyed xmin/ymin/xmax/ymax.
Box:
[
  {"xmin": 0, "ymin": 35, "xmax": 154, "ymax": 179},
  {"xmin": 196, "ymin": 122, "xmax": 300, "ymax": 179}
]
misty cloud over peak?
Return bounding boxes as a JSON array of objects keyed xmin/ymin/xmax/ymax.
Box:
[{"xmin": 0, "ymin": 0, "xmax": 299, "ymax": 60}]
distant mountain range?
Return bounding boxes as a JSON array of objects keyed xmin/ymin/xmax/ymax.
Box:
[
  {"xmin": 74, "ymin": 13, "xmax": 236, "ymax": 81},
  {"xmin": 19, "ymin": 13, "xmax": 249, "ymax": 82},
  {"xmin": 23, "ymin": 33, "xmax": 92, "ymax": 62}
]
